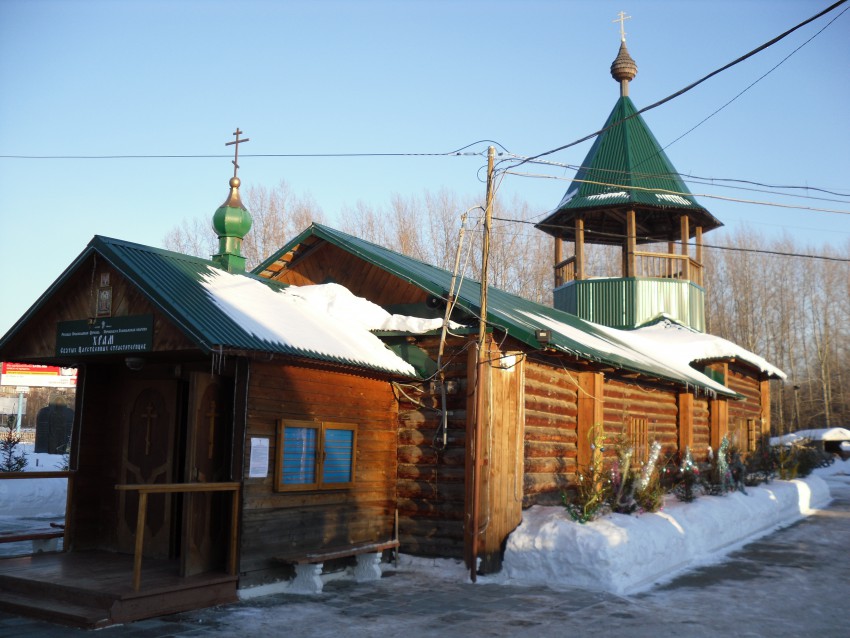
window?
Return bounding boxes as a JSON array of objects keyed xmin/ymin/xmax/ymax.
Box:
[
  {"xmin": 275, "ymin": 420, "xmax": 356, "ymax": 491},
  {"xmin": 734, "ymin": 418, "xmax": 758, "ymax": 453},
  {"xmin": 628, "ymin": 417, "xmax": 649, "ymax": 463}
]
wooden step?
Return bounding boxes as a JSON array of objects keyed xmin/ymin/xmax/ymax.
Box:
[
  {"xmin": 0, "ymin": 590, "xmax": 110, "ymax": 629},
  {"xmin": 0, "ymin": 573, "xmax": 116, "ymax": 609}
]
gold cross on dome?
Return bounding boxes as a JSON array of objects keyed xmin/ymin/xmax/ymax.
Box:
[
  {"xmin": 613, "ymin": 11, "xmax": 631, "ymax": 42},
  {"xmin": 225, "ymin": 128, "xmax": 250, "ymax": 178}
]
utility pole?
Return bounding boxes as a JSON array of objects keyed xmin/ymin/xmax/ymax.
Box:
[
  {"xmin": 470, "ymin": 146, "xmax": 495, "ymax": 583},
  {"xmin": 478, "ymin": 146, "xmax": 495, "ymax": 353}
]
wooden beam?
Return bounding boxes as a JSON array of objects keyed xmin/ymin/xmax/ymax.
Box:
[
  {"xmin": 133, "ymin": 492, "xmax": 148, "ymax": 592},
  {"xmin": 760, "ymin": 378, "xmax": 771, "ymax": 439},
  {"xmin": 680, "ymin": 215, "xmax": 690, "ymax": 281},
  {"xmin": 554, "ymin": 237, "xmax": 563, "ymax": 287},
  {"xmin": 577, "ymin": 372, "xmax": 604, "ymax": 469},
  {"xmin": 709, "ymin": 398, "xmax": 728, "ymax": 452},
  {"xmin": 575, "ymin": 217, "xmax": 585, "ymax": 280},
  {"xmin": 695, "ymin": 226, "xmax": 703, "ymax": 265},
  {"xmin": 678, "ymin": 391, "xmax": 694, "ymax": 453},
  {"xmin": 668, "ymin": 241, "xmax": 676, "ymax": 277},
  {"xmin": 624, "ymin": 210, "xmax": 636, "ymax": 277}
]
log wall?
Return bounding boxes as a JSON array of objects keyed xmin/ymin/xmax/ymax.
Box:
[
  {"xmin": 522, "ymin": 360, "xmax": 579, "ymax": 505},
  {"xmin": 693, "ymin": 397, "xmax": 711, "ymax": 460},
  {"xmin": 239, "ymin": 362, "xmax": 398, "ymax": 587},
  {"xmin": 396, "ymin": 335, "xmax": 470, "ymax": 559},
  {"xmin": 265, "ymin": 242, "xmax": 428, "ymax": 309},
  {"xmin": 603, "ymin": 378, "xmax": 679, "ymax": 456},
  {"xmin": 726, "ymin": 363, "xmax": 766, "ymax": 450}
]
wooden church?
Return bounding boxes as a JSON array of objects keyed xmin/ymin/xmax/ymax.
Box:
[{"xmin": 0, "ymin": 36, "xmax": 783, "ymax": 629}]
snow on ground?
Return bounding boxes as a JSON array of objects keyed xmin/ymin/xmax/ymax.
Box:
[
  {"xmin": 0, "ymin": 443, "xmax": 67, "ymax": 517},
  {"xmin": 0, "ymin": 443, "xmax": 67, "ymax": 557}
]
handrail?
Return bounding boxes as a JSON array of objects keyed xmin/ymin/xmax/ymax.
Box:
[
  {"xmin": 115, "ymin": 482, "xmax": 241, "ymax": 591},
  {"xmin": 0, "ymin": 471, "xmax": 73, "ymax": 479},
  {"xmin": 555, "ymin": 252, "xmax": 703, "ymax": 286},
  {"xmin": 554, "ymin": 255, "xmax": 577, "ymax": 286}
]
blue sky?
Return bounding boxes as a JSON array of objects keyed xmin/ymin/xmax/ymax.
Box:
[{"xmin": 1, "ymin": 0, "xmax": 848, "ymax": 336}]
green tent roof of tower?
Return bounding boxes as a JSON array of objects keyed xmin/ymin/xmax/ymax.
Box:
[{"xmin": 536, "ymin": 47, "xmax": 723, "ymax": 244}]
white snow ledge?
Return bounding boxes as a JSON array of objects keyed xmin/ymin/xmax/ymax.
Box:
[{"xmin": 503, "ymin": 475, "xmax": 831, "ymax": 596}]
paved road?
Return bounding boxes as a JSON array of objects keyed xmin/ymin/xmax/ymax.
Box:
[{"xmin": 3, "ymin": 471, "xmax": 848, "ymax": 637}]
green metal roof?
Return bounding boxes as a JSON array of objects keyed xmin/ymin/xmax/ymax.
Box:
[
  {"xmin": 0, "ymin": 236, "xmax": 415, "ymax": 377},
  {"xmin": 536, "ymin": 96, "xmax": 722, "ymax": 243},
  {"xmin": 256, "ymin": 224, "xmax": 737, "ymax": 396}
]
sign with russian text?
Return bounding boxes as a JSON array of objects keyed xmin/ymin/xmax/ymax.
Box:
[
  {"xmin": 0, "ymin": 362, "xmax": 78, "ymax": 387},
  {"xmin": 56, "ymin": 315, "xmax": 153, "ymax": 357}
]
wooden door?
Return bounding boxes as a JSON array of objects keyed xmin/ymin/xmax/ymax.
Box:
[
  {"xmin": 117, "ymin": 379, "xmax": 177, "ymax": 558},
  {"xmin": 181, "ymin": 372, "xmax": 231, "ymax": 576}
]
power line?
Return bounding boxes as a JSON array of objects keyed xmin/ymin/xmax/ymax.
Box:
[
  {"xmin": 0, "ymin": 140, "xmax": 507, "ymax": 161},
  {"xmin": 504, "ymin": 0, "xmax": 850, "ymax": 170},
  {"xmin": 499, "ymin": 155, "xmax": 850, "ymax": 201},
  {"xmin": 502, "ymin": 171, "xmax": 850, "ymax": 216},
  {"xmin": 490, "ymin": 215, "xmax": 850, "ymax": 263},
  {"xmin": 656, "ymin": 4, "xmax": 850, "ymax": 158}
]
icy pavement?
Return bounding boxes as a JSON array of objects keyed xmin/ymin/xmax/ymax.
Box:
[{"xmin": 2, "ymin": 463, "xmax": 849, "ymax": 637}]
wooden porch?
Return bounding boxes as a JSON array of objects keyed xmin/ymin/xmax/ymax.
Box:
[{"xmin": 0, "ymin": 551, "xmax": 237, "ymax": 629}]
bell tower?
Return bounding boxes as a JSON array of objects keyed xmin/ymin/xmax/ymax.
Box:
[{"xmin": 536, "ymin": 22, "xmax": 722, "ymax": 331}]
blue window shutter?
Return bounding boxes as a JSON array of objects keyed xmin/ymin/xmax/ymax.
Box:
[
  {"xmin": 322, "ymin": 427, "xmax": 354, "ymax": 484},
  {"xmin": 282, "ymin": 426, "xmax": 317, "ymax": 485}
]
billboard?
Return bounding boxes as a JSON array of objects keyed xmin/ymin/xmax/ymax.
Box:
[{"xmin": 0, "ymin": 362, "xmax": 78, "ymax": 388}]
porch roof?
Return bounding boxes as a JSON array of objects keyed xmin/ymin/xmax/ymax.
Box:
[{"xmin": 0, "ymin": 236, "xmax": 418, "ymax": 378}]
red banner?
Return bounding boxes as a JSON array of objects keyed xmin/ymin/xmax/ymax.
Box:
[{"xmin": 0, "ymin": 362, "xmax": 77, "ymax": 387}]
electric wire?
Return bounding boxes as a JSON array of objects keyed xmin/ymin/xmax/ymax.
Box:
[
  {"xmin": 655, "ymin": 3, "xmax": 849, "ymax": 158},
  {"xmin": 503, "ymin": 0, "xmax": 849, "ymax": 169},
  {"xmin": 501, "ymin": 171, "xmax": 850, "ymax": 217},
  {"xmin": 0, "ymin": 140, "xmax": 507, "ymax": 161},
  {"xmin": 491, "ymin": 216, "xmax": 850, "ymax": 264}
]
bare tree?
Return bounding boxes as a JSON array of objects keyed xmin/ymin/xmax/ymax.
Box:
[{"xmin": 162, "ymin": 179, "xmax": 324, "ymax": 269}]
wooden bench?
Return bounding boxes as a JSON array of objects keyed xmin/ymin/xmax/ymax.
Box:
[
  {"xmin": 0, "ymin": 525, "xmax": 65, "ymax": 553},
  {"xmin": 275, "ymin": 539, "xmax": 399, "ymax": 593}
]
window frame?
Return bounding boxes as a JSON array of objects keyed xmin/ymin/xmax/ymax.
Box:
[
  {"xmin": 628, "ymin": 417, "xmax": 650, "ymax": 464},
  {"xmin": 274, "ymin": 419, "xmax": 357, "ymax": 492}
]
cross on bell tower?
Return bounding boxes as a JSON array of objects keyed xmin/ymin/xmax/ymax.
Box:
[{"xmin": 613, "ymin": 11, "xmax": 631, "ymax": 42}]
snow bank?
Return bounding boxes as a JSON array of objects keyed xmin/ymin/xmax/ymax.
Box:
[
  {"xmin": 503, "ymin": 473, "xmax": 833, "ymax": 595},
  {"xmin": 0, "ymin": 445, "xmax": 67, "ymax": 518}
]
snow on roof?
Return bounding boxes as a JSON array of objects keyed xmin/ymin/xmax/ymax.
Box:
[
  {"xmin": 200, "ymin": 272, "xmax": 445, "ymax": 376},
  {"xmin": 655, "ymin": 193, "xmax": 692, "ymax": 206},
  {"xmin": 519, "ymin": 311, "xmax": 732, "ymax": 395},
  {"xmin": 616, "ymin": 318, "xmax": 786, "ymax": 380}
]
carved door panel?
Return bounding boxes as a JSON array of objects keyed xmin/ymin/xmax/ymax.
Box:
[
  {"xmin": 181, "ymin": 372, "xmax": 231, "ymax": 576},
  {"xmin": 117, "ymin": 379, "xmax": 177, "ymax": 558}
]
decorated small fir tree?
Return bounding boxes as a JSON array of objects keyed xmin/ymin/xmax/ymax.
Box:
[
  {"xmin": 673, "ymin": 447, "xmax": 701, "ymax": 502},
  {"xmin": 634, "ymin": 440, "xmax": 664, "ymax": 512},
  {"xmin": 1, "ymin": 415, "xmax": 28, "ymax": 473}
]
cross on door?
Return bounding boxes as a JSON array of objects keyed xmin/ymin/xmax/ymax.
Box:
[
  {"xmin": 142, "ymin": 402, "xmax": 158, "ymax": 456},
  {"xmin": 206, "ymin": 400, "xmax": 218, "ymax": 460}
]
